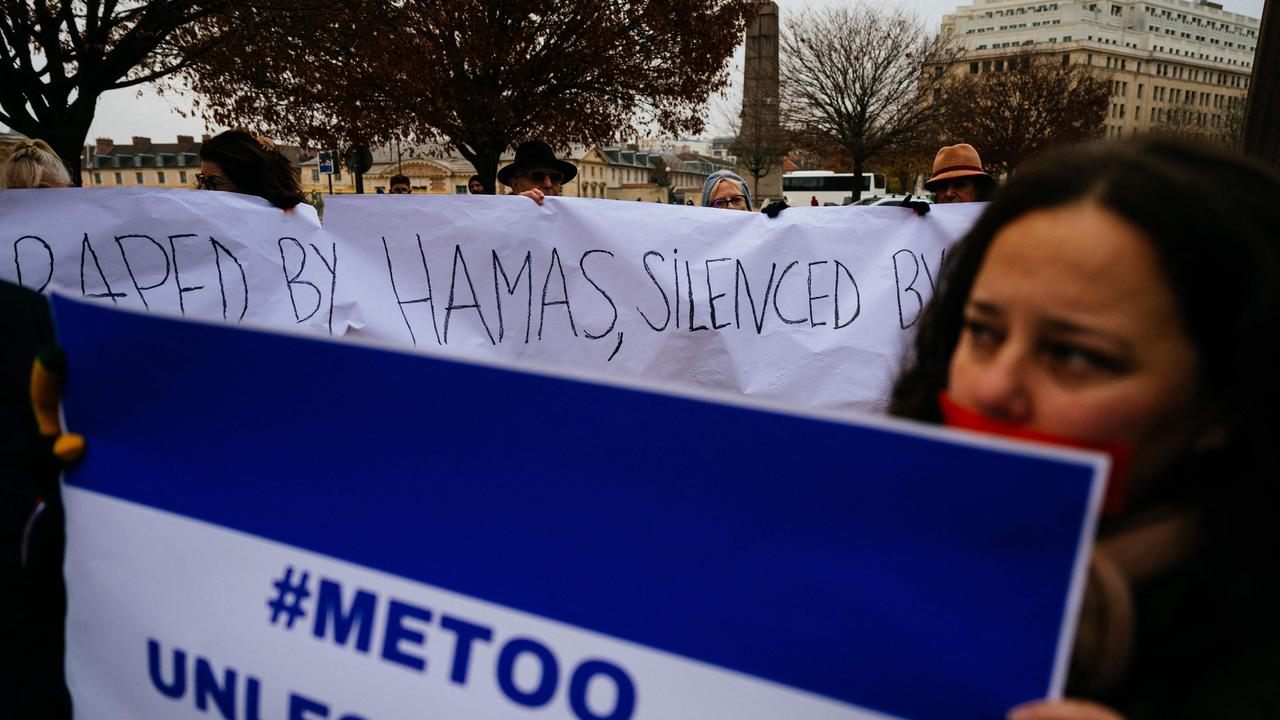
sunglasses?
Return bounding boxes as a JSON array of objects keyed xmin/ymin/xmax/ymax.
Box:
[
  {"xmin": 390, "ymin": 187, "xmax": 411, "ymax": 194},
  {"xmin": 710, "ymin": 194, "xmax": 747, "ymax": 209},
  {"xmin": 521, "ymin": 170, "xmax": 564, "ymax": 184},
  {"xmin": 932, "ymin": 177, "xmax": 975, "ymax": 192},
  {"xmin": 195, "ymin": 173, "xmax": 227, "ymax": 190}
]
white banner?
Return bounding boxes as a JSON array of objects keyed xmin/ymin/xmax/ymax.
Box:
[{"xmin": 0, "ymin": 188, "xmax": 983, "ymax": 411}]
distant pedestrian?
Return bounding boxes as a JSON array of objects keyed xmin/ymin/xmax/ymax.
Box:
[
  {"xmin": 198, "ymin": 129, "xmax": 308, "ymax": 209},
  {"xmin": 389, "ymin": 175, "xmax": 411, "ymax": 194},
  {"xmin": 1, "ymin": 139, "xmax": 72, "ymax": 189},
  {"xmin": 924, "ymin": 144, "xmax": 995, "ymax": 203},
  {"xmin": 810, "ymin": 195, "xmax": 819, "ymax": 206},
  {"xmin": 700, "ymin": 169, "xmax": 753, "ymax": 211},
  {"xmin": 498, "ymin": 141, "xmax": 577, "ymax": 206},
  {"xmin": 467, "ymin": 175, "xmax": 487, "ymax": 195}
]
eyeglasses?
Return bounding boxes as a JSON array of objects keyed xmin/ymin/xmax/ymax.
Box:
[
  {"xmin": 521, "ymin": 170, "xmax": 564, "ymax": 185},
  {"xmin": 390, "ymin": 187, "xmax": 411, "ymax": 194},
  {"xmin": 710, "ymin": 194, "xmax": 748, "ymax": 209},
  {"xmin": 195, "ymin": 173, "xmax": 226, "ymax": 190}
]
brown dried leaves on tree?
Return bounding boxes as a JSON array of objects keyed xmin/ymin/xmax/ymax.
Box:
[
  {"xmin": 183, "ymin": 0, "xmax": 758, "ymax": 192},
  {"xmin": 936, "ymin": 51, "xmax": 1111, "ymax": 175},
  {"xmin": 0, "ymin": 0, "xmax": 271, "ymax": 183}
]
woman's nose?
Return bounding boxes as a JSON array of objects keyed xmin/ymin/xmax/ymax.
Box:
[{"xmin": 968, "ymin": 346, "xmax": 1033, "ymax": 425}]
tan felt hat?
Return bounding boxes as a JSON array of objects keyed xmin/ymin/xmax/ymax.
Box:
[{"xmin": 924, "ymin": 144, "xmax": 994, "ymax": 190}]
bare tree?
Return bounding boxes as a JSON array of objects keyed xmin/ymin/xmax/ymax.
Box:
[
  {"xmin": 874, "ymin": 136, "xmax": 937, "ymax": 195},
  {"xmin": 1153, "ymin": 91, "xmax": 1248, "ymax": 149},
  {"xmin": 779, "ymin": 4, "xmax": 956, "ymax": 184},
  {"xmin": 649, "ymin": 157, "xmax": 675, "ymax": 204},
  {"xmin": 936, "ymin": 51, "xmax": 1109, "ymax": 175},
  {"xmin": 730, "ymin": 95, "xmax": 791, "ymax": 201}
]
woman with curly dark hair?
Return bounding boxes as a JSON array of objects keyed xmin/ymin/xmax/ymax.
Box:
[
  {"xmin": 198, "ymin": 129, "xmax": 308, "ymax": 209},
  {"xmin": 889, "ymin": 138, "xmax": 1280, "ymax": 719}
]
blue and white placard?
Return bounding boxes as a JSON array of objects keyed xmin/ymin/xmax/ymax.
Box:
[{"xmin": 54, "ymin": 294, "xmax": 1104, "ymax": 720}]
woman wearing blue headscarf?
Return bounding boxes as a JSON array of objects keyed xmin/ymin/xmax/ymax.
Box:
[{"xmin": 700, "ymin": 169, "xmax": 753, "ymax": 211}]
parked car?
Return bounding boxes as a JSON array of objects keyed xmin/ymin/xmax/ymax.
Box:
[{"xmin": 846, "ymin": 195, "xmax": 932, "ymax": 208}]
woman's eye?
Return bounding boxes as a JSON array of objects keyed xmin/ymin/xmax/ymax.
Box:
[
  {"xmin": 962, "ymin": 319, "xmax": 1001, "ymax": 349},
  {"xmin": 1043, "ymin": 342, "xmax": 1124, "ymax": 378}
]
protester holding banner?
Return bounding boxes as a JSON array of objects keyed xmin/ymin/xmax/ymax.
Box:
[
  {"xmin": 924, "ymin": 144, "xmax": 996, "ymax": 204},
  {"xmin": 700, "ymin": 169, "xmax": 754, "ymax": 211},
  {"xmin": 890, "ymin": 138, "xmax": 1280, "ymax": 719},
  {"xmin": 198, "ymin": 129, "xmax": 308, "ymax": 210},
  {"xmin": 1, "ymin": 138, "xmax": 72, "ymax": 189},
  {"xmin": 498, "ymin": 140, "xmax": 577, "ymax": 206}
]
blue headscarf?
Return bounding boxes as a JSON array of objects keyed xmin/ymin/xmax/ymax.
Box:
[{"xmin": 701, "ymin": 169, "xmax": 753, "ymax": 211}]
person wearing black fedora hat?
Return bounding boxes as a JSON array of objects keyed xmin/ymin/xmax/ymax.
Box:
[
  {"xmin": 924, "ymin": 143, "xmax": 996, "ymax": 204},
  {"xmin": 498, "ymin": 140, "xmax": 578, "ymax": 206}
]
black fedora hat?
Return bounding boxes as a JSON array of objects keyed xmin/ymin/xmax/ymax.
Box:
[{"xmin": 497, "ymin": 140, "xmax": 578, "ymax": 186}]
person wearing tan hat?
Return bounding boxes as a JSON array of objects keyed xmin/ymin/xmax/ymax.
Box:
[{"xmin": 924, "ymin": 144, "xmax": 995, "ymax": 204}]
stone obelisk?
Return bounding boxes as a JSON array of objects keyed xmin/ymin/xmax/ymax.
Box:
[{"xmin": 738, "ymin": 1, "xmax": 783, "ymax": 202}]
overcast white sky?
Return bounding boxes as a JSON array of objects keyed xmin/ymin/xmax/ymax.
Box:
[{"xmin": 2, "ymin": 0, "xmax": 1267, "ymax": 143}]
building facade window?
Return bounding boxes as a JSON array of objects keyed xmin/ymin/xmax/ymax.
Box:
[
  {"xmin": 135, "ymin": 172, "xmax": 144, "ymax": 184},
  {"xmin": 114, "ymin": 172, "xmax": 122, "ymax": 185},
  {"xmin": 157, "ymin": 171, "xmax": 166, "ymax": 184}
]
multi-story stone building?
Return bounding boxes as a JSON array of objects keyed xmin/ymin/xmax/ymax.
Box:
[
  {"xmin": 82, "ymin": 134, "xmax": 317, "ymax": 191},
  {"xmin": 81, "ymin": 136, "xmax": 211, "ymax": 189},
  {"xmin": 337, "ymin": 145, "xmax": 476, "ymax": 195},
  {"xmin": 76, "ymin": 135, "xmax": 722, "ymax": 205},
  {"xmin": 567, "ymin": 146, "xmax": 612, "ymax": 199},
  {"xmin": 941, "ymin": 0, "xmax": 1259, "ymax": 142}
]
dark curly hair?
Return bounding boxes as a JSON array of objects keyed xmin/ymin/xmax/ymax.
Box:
[{"xmin": 200, "ymin": 130, "xmax": 307, "ymax": 209}]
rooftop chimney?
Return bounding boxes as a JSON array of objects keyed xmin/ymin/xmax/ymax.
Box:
[
  {"xmin": 176, "ymin": 135, "xmax": 194, "ymax": 151},
  {"xmin": 131, "ymin": 136, "xmax": 152, "ymax": 149},
  {"xmin": 95, "ymin": 138, "xmax": 114, "ymax": 155}
]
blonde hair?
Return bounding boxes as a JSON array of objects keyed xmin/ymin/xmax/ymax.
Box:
[{"xmin": 2, "ymin": 138, "xmax": 72, "ymax": 189}]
